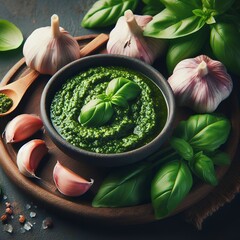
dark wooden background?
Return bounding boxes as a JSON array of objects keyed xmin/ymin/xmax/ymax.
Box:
[{"xmin": 0, "ymin": 1, "xmax": 240, "ymax": 239}]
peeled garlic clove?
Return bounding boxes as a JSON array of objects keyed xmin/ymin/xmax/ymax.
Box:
[
  {"xmin": 23, "ymin": 14, "xmax": 80, "ymax": 75},
  {"xmin": 168, "ymin": 55, "xmax": 233, "ymax": 113},
  {"xmin": 16, "ymin": 139, "xmax": 48, "ymax": 178},
  {"xmin": 107, "ymin": 10, "xmax": 165, "ymax": 64},
  {"xmin": 4, "ymin": 114, "xmax": 43, "ymax": 143},
  {"xmin": 53, "ymin": 161, "xmax": 94, "ymax": 197}
]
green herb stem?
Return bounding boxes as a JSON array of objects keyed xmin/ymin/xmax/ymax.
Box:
[
  {"xmin": 150, "ymin": 151, "xmax": 178, "ymax": 169},
  {"xmin": 146, "ymin": 146, "xmax": 173, "ymax": 162},
  {"xmin": 131, "ymin": 148, "xmax": 179, "ymax": 178}
]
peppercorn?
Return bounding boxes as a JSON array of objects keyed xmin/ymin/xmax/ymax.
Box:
[
  {"xmin": 18, "ymin": 215, "xmax": 26, "ymax": 224},
  {"xmin": 5, "ymin": 207, "xmax": 13, "ymax": 215},
  {"xmin": 1, "ymin": 214, "xmax": 8, "ymax": 223}
]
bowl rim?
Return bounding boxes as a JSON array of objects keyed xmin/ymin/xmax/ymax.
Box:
[{"xmin": 40, "ymin": 54, "xmax": 175, "ymax": 166}]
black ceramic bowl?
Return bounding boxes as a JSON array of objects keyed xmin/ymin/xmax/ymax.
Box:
[{"xmin": 40, "ymin": 54, "xmax": 175, "ymax": 167}]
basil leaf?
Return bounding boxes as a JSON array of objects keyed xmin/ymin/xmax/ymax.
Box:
[
  {"xmin": 160, "ymin": 0, "xmax": 202, "ymax": 17},
  {"xmin": 189, "ymin": 152, "xmax": 218, "ymax": 185},
  {"xmin": 166, "ymin": 27, "xmax": 208, "ymax": 73},
  {"xmin": 210, "ymin": 151, "xmax": 230, "ymax": 166},
  {"xmin": 110, "ymin": 95, "xmax": 128, "ymax": 108},
  {"xmin": 202, "ymin": 0, "xmax": 235, "ymax": 14},
  {"xmin": 210, "ymin": 23, "xmax": 240, "ymax": 76},
  {"xmin": 144, "ymin": 8, "xmax": 206, "ymax": 39},
  {"xmin": 0, "ymin": 20, "xmax": 23, "ymax": 51},
  {"xmin": 106, "ymin": 77, "xmax": 141, "ymax": 101},
  {"xmin": 92, "ymin": 162, "xmax": 152, "ymax": 207},
  {"xmin": 151, "ymin": 160, "xmax": 193, "ymax": 219},
  {"xmin": 170, "ymin": 137, "xmax": 193, "ymax": 161},
  {"xmin": 81, "ymin": 0, "xmax": 138, "ymax": 28},
  {"xmin": 173, "ymin": 114, "xmax": 231, "ymax": 152},
  {"xmin": 219, "ymin": 12, "xmax": 240, "ymax": 32},
  {"xmin": 106, "ymin": 77, "xmax": 129, "ymax": 96},
  {"xmin": 79, "ymin": 98, "xmax": 114, "ymax": 127},
  {"xmin": 142, "ymin": 0, "xmax": 164, "ymax": 16}
]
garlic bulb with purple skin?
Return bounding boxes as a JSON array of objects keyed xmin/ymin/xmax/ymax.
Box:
[
  {"xmin": 107, "ymin": 10, "xmax": 165, "ymax": 64},
  {"xmin": 168, "ymin": 55, "xmax": 233, "ymax": 113},
  {"xmin": 23, "ymin": 14, "xmax": 80, "ymax": 75},
  {"xmin": 53, "ymin": 161, "xmax": 94, "ymax": 197}
]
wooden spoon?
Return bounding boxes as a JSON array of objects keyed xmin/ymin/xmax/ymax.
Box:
[{"xmin": 0, "ymin": 33, "xmax": 109, "ymax": 117}]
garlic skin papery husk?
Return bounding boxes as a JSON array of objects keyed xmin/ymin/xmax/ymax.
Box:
[
  {"xmin": 168, "ymin": 55, "xmax": 233, "ymax": 113},
  {"xmin": 16, "ymin": 139, "xmax": 48, "ymax": 178},
  {"xmin": 107, "ymin": 10, "xmax": 165, "ymax": 65},
  {"xmin": 23, "ymin": 14, "xmax": 80, "ymax": 75},
  {"xmin": 53, "ymin": 161, "xmax": 94, "ymax": 197},
  {"xmin": 4, "ymin": 114, "xmax": 43, "ymax": 143}
]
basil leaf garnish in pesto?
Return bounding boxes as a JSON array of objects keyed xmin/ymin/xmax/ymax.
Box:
[{"xmin": 79, "ymin": 77, "xmax": 141, "ymax": 127}]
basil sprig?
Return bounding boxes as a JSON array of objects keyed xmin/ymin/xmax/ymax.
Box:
[
  {"xmin": 173, "ymin": 114, "xmax": 231, "ymax": 152},
  {"xmin": 143, "ymin": 0, "xmax": 235, "ymax": 39},
  {"xmin": 79, "ymin": 77, "xmax": 141, "ymax": 127},
  {"xmin": 92, "ymin": 113, "xmax": 231, "ymax": 219},
  {"xmin": 141, "ymin": 0, "xmax": 240, "ymax": 75}
]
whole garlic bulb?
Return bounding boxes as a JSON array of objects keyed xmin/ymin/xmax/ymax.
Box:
[
  {"xmin": 168, "ymin": 55, "xmax": 233, "ymax": 113},
  {"xmin": 23, "ymin": 14, "xmax": 80, "ymax": 75},
  {"xmin": 107, "ymin": 10, "xmax": 165, "ymax": 65}
]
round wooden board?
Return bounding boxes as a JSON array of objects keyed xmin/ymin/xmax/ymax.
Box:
[{"xmin": 0, "ymin": 35, "xmax": 239, "ymax": 225}]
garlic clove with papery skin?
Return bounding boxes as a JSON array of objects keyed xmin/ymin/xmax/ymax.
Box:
[
  {"xmin": 16, "ymin": 139, "xmax": 48, "ymax": 178},
  {"xmin": 23, "ymin": 14, "xmax": 80, "ymax": 75},
  {"xmin": 168, "ymin": 55, "xmax": 233, "ymax": 113},
  {"xmin": 53, "ymin": 161, "xmax": 94, "ymax": 197},
  {"xmin": 107, "ymin": 10, "xmax": 165, "ymax": 65},
  {"xmin": 4, "ymin": 114, "xmax": 43, "ymax": 143}
]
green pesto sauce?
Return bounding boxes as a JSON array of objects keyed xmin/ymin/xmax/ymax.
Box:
[
  {"xmin": 50, "ymin": 66, "xmax": 168, "ymax": 154},
  {"xmin": 0, "ymin": 93, "xmax": 13, "ymax": 114}
]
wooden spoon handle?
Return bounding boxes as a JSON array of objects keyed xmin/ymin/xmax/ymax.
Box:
[
  {"xmin": 0, "ymin": 70, "xmax": 39, "ymax": 93},
  {"xmin": 79, "ymin": 33, "xmax": 108, "ymax": 57}
]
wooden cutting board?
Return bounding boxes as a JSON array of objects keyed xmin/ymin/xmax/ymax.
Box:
[{"xmin": 0, "ymin": 35, "xmax": 239, "ymax": 225}]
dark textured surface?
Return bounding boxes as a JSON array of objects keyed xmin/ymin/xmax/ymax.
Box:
[{"xmin": 0, "ymin": 1, "xmax": 240, "ymax": 239}]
